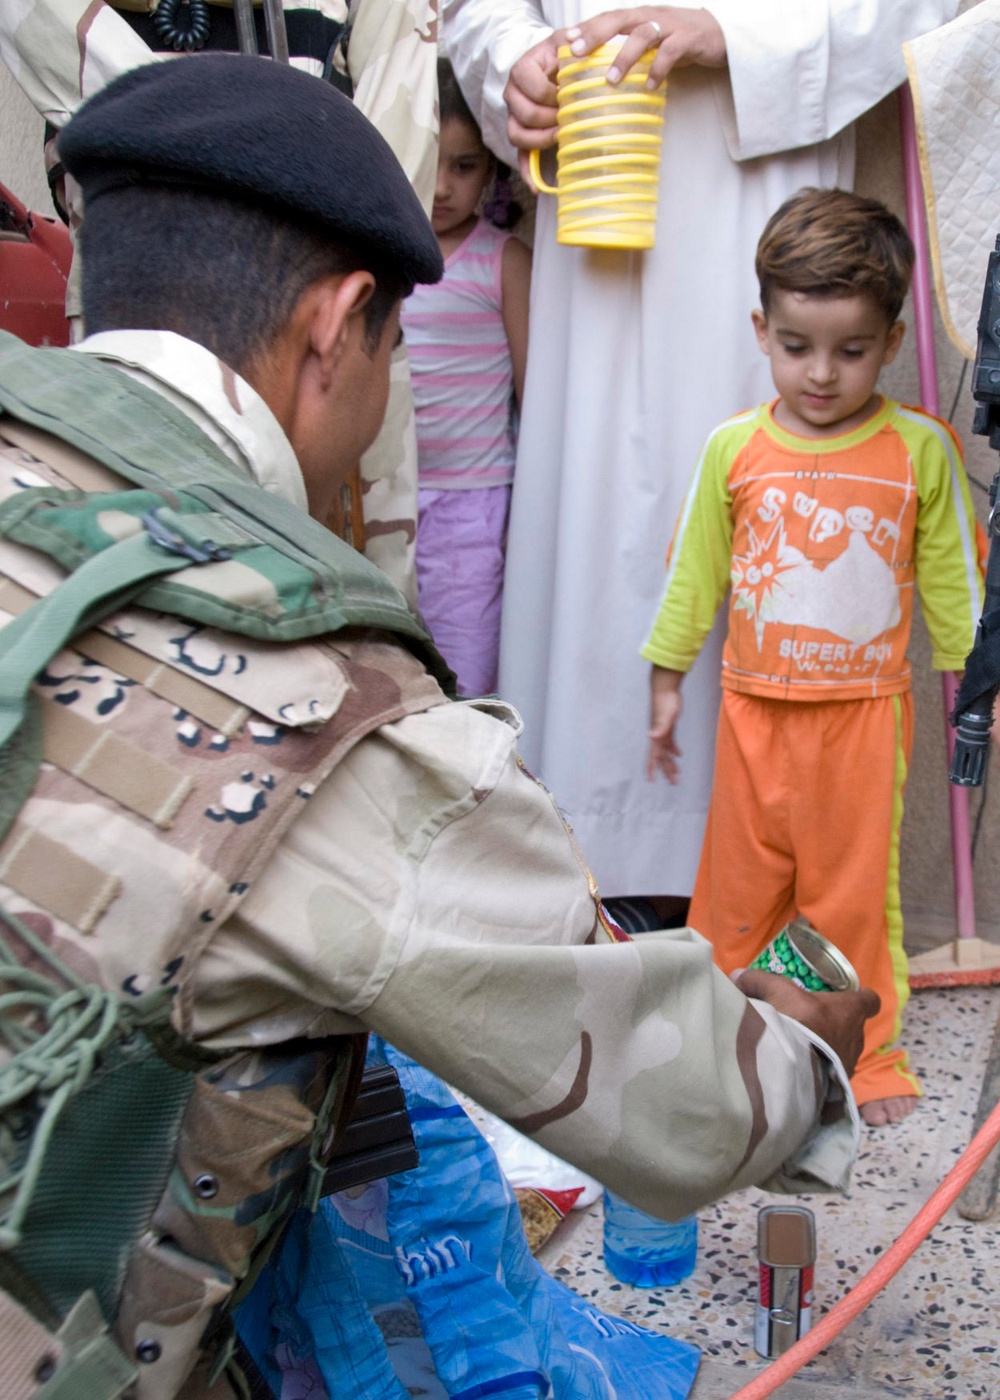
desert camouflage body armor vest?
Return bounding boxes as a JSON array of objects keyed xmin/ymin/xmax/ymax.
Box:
[{"xmin": 0, "ymin": 331, "xmax": 451, "ymax": 1399}]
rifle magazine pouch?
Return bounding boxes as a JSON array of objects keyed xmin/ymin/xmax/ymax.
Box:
[
  {"xmin": 115, "ymin": 1235, "xmax": 232, "ymax": 1400},
  {"xmin": 148, "ymin": 1040, "xmax": 352, "ymax": 1280}
]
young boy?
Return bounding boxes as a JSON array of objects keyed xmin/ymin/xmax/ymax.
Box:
[{"xmin": 642, "ymin": 188, "xmax": 983, "ymax": 1127}]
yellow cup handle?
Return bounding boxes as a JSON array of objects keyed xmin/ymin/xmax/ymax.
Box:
[{"xmin": 528, "ymin": 147, "xmax": 559, "ymax": 195}]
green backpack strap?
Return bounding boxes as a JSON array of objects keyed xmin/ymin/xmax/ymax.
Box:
[
  {"xmin": 0, "ymin": 331, "xmax": 454, "ymax": 689},
  {"xmin": 0, "ymin": 506, "xmax": 236, "ymax": 753},
  {"xmin": 0, "ymin": 502, "xmax": 248, "ymax": 847}
]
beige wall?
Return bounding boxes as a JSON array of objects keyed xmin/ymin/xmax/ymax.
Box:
[{"xmin": 854, "ymin": 93, "xmax": 1000, "ymax": 949}]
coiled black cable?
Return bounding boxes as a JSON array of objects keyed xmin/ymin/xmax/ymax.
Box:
[{"xmin": 152, "ymin": 0, "xmax": 211, "ymax": 51}]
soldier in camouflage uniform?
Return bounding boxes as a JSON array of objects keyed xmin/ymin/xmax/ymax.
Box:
[
  {"xmin": 0, "ymin": 52, "xmax": 877, "ymax": 1400},
  {"xmin": 0, "ymin": 0, "xmax": 436, "ymax": 604}
]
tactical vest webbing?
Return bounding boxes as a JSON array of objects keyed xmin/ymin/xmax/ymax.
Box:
[{"xmin": 0, "ymin": 333, "xmax": 451, "ymax": 1399}]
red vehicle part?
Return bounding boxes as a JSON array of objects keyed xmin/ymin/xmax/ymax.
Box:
[{"xmin": 0, "ymin": 180, "xmax": 72, "ymax": 347}]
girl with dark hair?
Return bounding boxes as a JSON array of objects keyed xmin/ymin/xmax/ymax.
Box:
[{"xmin": 401, "ymin": 59, "xmax": 532, "ymax": 696}]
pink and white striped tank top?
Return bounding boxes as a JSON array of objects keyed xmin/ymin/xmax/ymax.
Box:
[{"xmin": 401, "ymin": 219, "xmax": 516, "ymax": 488}]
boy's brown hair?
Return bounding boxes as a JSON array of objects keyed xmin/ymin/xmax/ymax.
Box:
[{"xmin": 755, "ymin": 187, "xmax": 915, "ymax": 323}]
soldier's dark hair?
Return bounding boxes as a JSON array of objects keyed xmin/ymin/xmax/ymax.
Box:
[
  {"xmin": 79, "ymin": 185, "xmax": 411, "ymax": 372},
  {"xmin": 756, "ymin": 188, "xmax": 914, "ymax": 324}
]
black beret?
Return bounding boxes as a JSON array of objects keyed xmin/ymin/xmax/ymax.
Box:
[{"xmin": 59, "ymin": 52, "xmax": 443, "ymax": 286}]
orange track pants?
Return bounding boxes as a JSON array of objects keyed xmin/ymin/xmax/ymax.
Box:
[{"xmin": 688, "ymin": 689, "xmax": 919, "ymax": 1108}]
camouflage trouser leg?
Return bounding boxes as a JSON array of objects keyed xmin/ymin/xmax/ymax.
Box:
[
  {"xmin": 346, "ymin": 0, "xmax": 439, "ymax": 211},
  {"xmin": 360, "ymin": 343, "xmax": 419, "ymax": 608},
  {"xmin": 62, "ymin": 172, "xmax": 84, "ymax": 326},
  {"xmin": 44, "ymin": 136, "xmax": 85, "ymax": 338},
  {"xmin": 348, "ymin": 1, "xmax": 438, "ymax": 610}
]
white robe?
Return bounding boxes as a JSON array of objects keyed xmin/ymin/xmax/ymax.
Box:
[{"xmin": 443, "ymin": 0, "xmax": 959, "ymax": 898}]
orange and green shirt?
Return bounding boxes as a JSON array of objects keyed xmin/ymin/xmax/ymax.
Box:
[{"xmin": 642, "ymin": 398, "xmax": 983, "ymax": 701}]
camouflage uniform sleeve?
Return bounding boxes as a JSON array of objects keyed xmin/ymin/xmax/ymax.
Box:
[
  {"xmin": 442, "ymin": 0, "xmax": 554, "ymax": 166},
  {"xmin": 211, "ymin": 700, "xmax": 859, "ymax": 1219},
  {"xmin": 0, "ymin": 0, "xmax": 159, "ymax": 127}
]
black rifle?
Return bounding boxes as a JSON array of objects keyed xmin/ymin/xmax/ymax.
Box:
[
  {"xmin": 950, "ymin": 233, "xmax": 1000, "ymax": 787},
  {"xmin": 233, "ymin": 0, "xmax": 290, "ymax": 62},
  {"xmin": 322, "ymin": 1062, "xmax": 418, "ymax": 1195}
]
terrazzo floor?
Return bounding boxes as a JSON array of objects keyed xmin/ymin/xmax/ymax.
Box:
[{"xmin": 536, "ymin": 985, "xmax": 1000, "ymax": 1400}]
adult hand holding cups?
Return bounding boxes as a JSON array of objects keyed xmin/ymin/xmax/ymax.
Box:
[{"xmin": 528, "ymin": 39, "xmax": 666, "ymax": 250}]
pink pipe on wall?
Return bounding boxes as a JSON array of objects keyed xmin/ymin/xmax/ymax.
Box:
[{"xmin": 898, "ymin": 84, "xmax": 976, "ymax": 942}]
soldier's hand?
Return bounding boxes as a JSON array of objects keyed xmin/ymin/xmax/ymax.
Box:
[{"xmin": 733, "ymin": 968, "xmax": 880, "ymax": 1080}]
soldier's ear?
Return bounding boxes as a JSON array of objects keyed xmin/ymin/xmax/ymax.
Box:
[{"xmin": 311, "ymin": 271, "xmax": 377, "ymax": 385}]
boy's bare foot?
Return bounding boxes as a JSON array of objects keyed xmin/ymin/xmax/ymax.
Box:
[{"xmin": 860, "ymin": 1096, "xmax": 919, "ymax": 1127}]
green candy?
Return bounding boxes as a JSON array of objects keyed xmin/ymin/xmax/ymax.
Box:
[{"xmin": 750, "ymin": 931, "xmax": 827, "ymax": 991}]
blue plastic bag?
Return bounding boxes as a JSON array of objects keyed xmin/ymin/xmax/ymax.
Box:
[{"xmin": 238, "ymin": 1039, "xmax": 700, "ymax": 1400}]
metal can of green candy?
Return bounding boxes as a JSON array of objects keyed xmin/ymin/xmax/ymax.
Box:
[{"xmin": 749, "ymin": 918, "xmax": 859, "ymax": 992}]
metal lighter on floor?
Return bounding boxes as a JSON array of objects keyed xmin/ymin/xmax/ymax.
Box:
[{"xmin": 755, "ymin": 1206, "xmax": 816, "ymax": 1358}]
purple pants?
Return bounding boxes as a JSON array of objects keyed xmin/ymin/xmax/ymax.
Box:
[{"xmin": 416, "ymin": 484, "xmax": 511, "ymax": 697}]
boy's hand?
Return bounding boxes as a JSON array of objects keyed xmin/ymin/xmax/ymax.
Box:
[
  {"xmin": 733, "ymin": 968, "xmax": 880, "ymax": 1082},
  {"xmin": 647, "ymin": 665, "xmax": 683, "ymax": 783}
]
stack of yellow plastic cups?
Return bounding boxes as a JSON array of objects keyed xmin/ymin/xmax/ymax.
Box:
[{"xmin": 529, "ymin": 40, "xmax": 666, "ymax": 250}]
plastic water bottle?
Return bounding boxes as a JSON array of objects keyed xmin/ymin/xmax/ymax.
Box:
[{"xmin": 602, "ymin": 1190, "xmax": 698, "ymax": 1287}]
